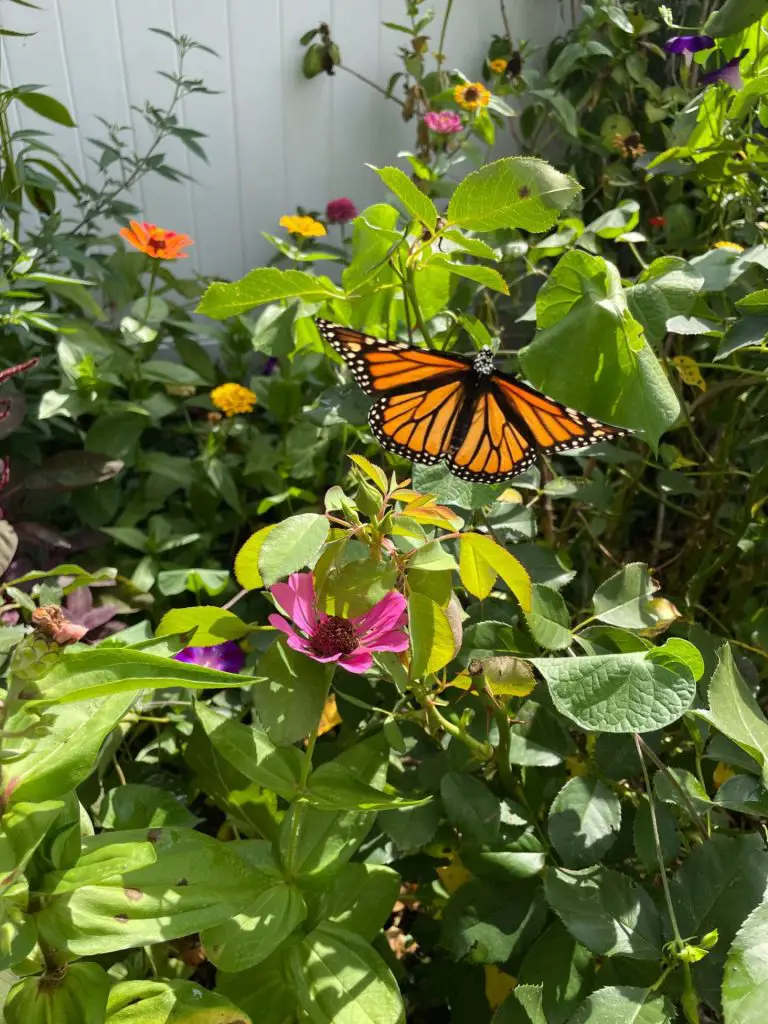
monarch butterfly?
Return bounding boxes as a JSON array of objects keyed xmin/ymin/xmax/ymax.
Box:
[{"xmin": 316, "ymin": 318, "xmax": 627, "ymax": 483}]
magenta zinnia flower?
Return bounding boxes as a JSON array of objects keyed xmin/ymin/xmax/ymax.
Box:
[
  {"xmin": 268, "ymin": 572, "xmax": 408, "ymax": 673},
  {"xmin": 424, "ymin": 111, "xmax": 462, "ymax": 135},
  {"xmin": 326, "ymin": 197, "xmax": 358, "ymax": 224},
  {"xmin": 173, "ymin": 640, "xmax": 245, "ymax": 674}
]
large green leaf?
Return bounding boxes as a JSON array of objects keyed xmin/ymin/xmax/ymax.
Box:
[
  {"xmin": 197, "ymin": 268, "xmax": 343, "ymax": 319},
  {"xmin": 440, "ymin": 772, "xmax": 501, "ymax": 844},
  {"xmin": 373, "ymin": 165, "xmax": 437, "ymax": 231},
  {"xmin": 548, "ymin": 776, "xmax": 621, "ymax": 868},
  {"xmin": 309, "ymin": 862, "xmax": 401, "ymax": 940},
  {"xmin": 287, "ymin": 920, "xmax": 405, "ymax": 1024},
  {"xmin": 258, "ymin": 513, "xmax": 330, "ymax": 586},
  {"xmin": 670, "ymin": 833, "xmax": 768, "ymax": 1009},
  {"xmin": 565, "ymin": 986, "xmax": 675, "ymax": 1024},
  {"xmin": 519, "ymin": 251, "xmax": 680, "ymax": 449},
  {"xmin": 409, "ymin": 592, "xmax": 455, "ymax": 676},
  {"xmin": 6, "ymin": 962, "xmax": 109, "ymax": 1024},
  {"xmin": 217, "ymin": 951, "xmax": 292, "ymax": 1024},
  {"xmin": 156, "ymin": 606, "xmax": 249, "ymax": 647},
  {"xmin": 306, "ymin": 760, "xmax": 430, "ymax": 811},
  {"xmin": 722, "ymin": 896, "xmax": 768, "ymax": 1024},
  {"xmin": 254, "ymin": 640, "xmax": 332, "ymax": 746},
  {"xmin": 441, "ymin": 876, "xmax": 546, "ymax": 963},
  {"xmin": 194, "ymin": 701, "xmax": 303, "ymax": 800},
  {"xmin": 544, "ymin": 866, "xmax": 662, "ymax": 960},
  {"xmin": 518, "ymin": 920, "xmax": 595, "ymax": 1024},
  {"xmin": 592, "ymin": 563, "xmax": 657, "ymax": 630},
  {"xmin": 705, "ymin": 0, "xmax": 767, "ymax": 36},
  {"xmin": 705, "ymin": 644, "xmax": 768, "ymax": 787},
  {"xmin": 106, "ymin": 979, "xmax": 251, "ymax": 1024},
  {"xmin": 508, "ymin": 700, "xmax": 576, "ymax": 766},
  {"xmin": 447, "ymin": 157, "xmax": 580, "ymax": 233},
  {"xmin": 534, "ymin": 639, "xmax": 698, "ymax": 733},
  {"xmin": 525, "ymin": 584, "xmax": 571, "ymax": 650}
]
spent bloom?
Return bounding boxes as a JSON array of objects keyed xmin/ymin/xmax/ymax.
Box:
[
  {"xmin": 269, "ymin": 572, "xmax": 408, "ymax": 674},
  {"xmin": 279, "ymin": 214, "xmax": 326, "ymax": 238},
  {"xmin": 424, "ymin": 111, "xmax": 462, "ymax": 135},
  {"xmin": 702, "ymin": 50, "xmax": 749, "ymax": 90},
  {"xmin": 210, "ymin": 383, "xmax": 258, "ymax": 417},
  {"xmin": 174, "ymin": 641, "xmax": 245, "ymax": 674},
  {"xmin": 119, "ymin": 220, "xmax": 193, "ymax": 260},
  {"xmin": 663, "ymin": 35, "xmax": 714, "ymax": 54},
  {"xmin": 454, "ymin": 82, "xmax": 491, "ymax": 110},
  {"xmin": 326, "ymin": 197, "xmax": 358, "ymax": 223},
  {"xmin": 649, "ymin": 215, "xmax": 666, "ymax": 229},
  {"xmin": 489, "ymin": 58, "xmax": 509, "ymax": 74},
  {"xmin": 714, "ymin": 240, "xmax": 744, "ymax": 252},
  {"xmin": 612, "ymin": 131, "xmax": 646, "ymax": 159}
]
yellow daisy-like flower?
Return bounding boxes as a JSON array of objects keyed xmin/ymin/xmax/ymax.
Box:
[
  {"xmin": 489, "ymin": 58, "xmax": 509, "ymax": 74},
  {"xmin": 454, "ymin": 82, "xmax": 491, "ymax": 110},
  {"xmin": 210, "ymin": 383, "xmax": 257, "ymax": 417},
  {"xmin": 714, "ymin": 240, "xmax": 744, "ymax": 252},
  {"xmin": 713, "ymin": 762, "xmax": 736, "ymax": 789},
  {"xmin": 279, "ymin": 214, "xmax": 326, "ymax": 238}
]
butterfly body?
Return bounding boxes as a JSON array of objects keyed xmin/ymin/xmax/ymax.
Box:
[{"xmin": 316, "ymin": 318, "xmax": 627, "ymax": 483}]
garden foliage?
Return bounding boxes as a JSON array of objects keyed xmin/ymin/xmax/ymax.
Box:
[{"xmin": 2, "ymin": 2, "xmax": 768, "ymax": 1023}]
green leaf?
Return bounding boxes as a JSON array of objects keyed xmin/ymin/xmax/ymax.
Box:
[
  {"xmin": 194, "ymin": 701, "xmax": 303, "ymax": 799},
  {"xmin": 106, "ymin": 978, "xmax": 252, "ymax": 1023},
  {"xmin": 258, "ymin": 513, "xmax": 330, "ymax": 586},
  {"xmin": 705, "ymin": 0, "xmax": 767, "ymax": 36},
  {"xmin": 442, "ymin": 230, "xmax": 500, "ymax": 261},
  {"xmin": 6, "ymin": 962, "xmax": 108, "ymax": 1024},
  {"xmin": 15, "ymin": 89, "xmax": 75, "ymax": 126},
  {"xmin": 671, "ymin": 834, "xmax": 768, "ymax": 1009},
  {"xmin": 306, "ymin": 760, "xmax": 430, "ymax": 811},
  {"xmin": 444, "ymin": 260, "xmax": 509, "ymax": 294},
  {"xmin": 254, "ymin": 641, "xmax": 332, "ymax": 746},
  {"xmin": 411, "ymin": 463, "xmax": 506, "ymax": 509},
  {"xmin": 519, "ymin": 251, "xmax": 681, "ymax": 449},
  {"xmin": 372, "ymin": 164, "xmax": 437, "ymax": 231},
  {"xmin": 633, "ymin": 798, "xmax": 680, "ymax": 871},
  {"xmin": 197, "ymin": 268, "xmax": 343, "ymax": 319},
  {"xmin": 548, "ymin": 776, "xmax": 621, "ymax": 868},
  {"xmin": 3, "ymin": 695, "xmax": 135, "ymax": 804},
  {"xmin": 544, "ymin": 866, "xmax": 662, "ymax": 959},
  {"xmin": 566, "ymin": 986, "xmax": 676, "ymax": 1024},
  {"xmin": 310, "ymin": 862, "xmax": 401, "ymax": 940},
  {"xmin": 593, "ymin": 563, "xmax": 658, "ymax": 630},
  {"xmin": 514, "ymin": 984, "xmax": 546, "ymax": 1024},
  {"xmin": 287, "ymin": 920, "xmax": 405, "ymax": 1024},
  {"xmin": 715, "ymin": 774, "xmax": 768, "ymax": 817},
  {"xmin": 508, "ymin": 701, "xmax": 576, "ymax": 766},
  {"xmin": 440, "ymin": 772, "xmax": 500, "ymax": 844},
  {"xmin": 408, "ymin": 592, "xmax": 455, "ymax": 676},
  {"xmin": 156, "ymin": 606, "xmax": 249, "ymax": 647},
  {"xmin": 217, "ymin": 951, "xmax": 291, "ymax": 1024},
  {"xmin": 517, "ymin": 920, "xmax": 595, "ymax": 1024},
  {"xmin": 447, "ymin": 157, "xmax": 581, "ymax": 233},
  {"xmin": 459, "ymin": 533, "xmax": 532, "ymax": 610},
  {"xmin": 441, "ymin": 876, "xmax": 546, "ymax": 963},
  {"xmin": 37, "ymin": 828, "xmax": 270, "ymax": 957},
  {"xmin": 706, "ymin": 645, "xmax": 768, "ymax": 787},
  {"xmin": 378, "ymin": 801, "xmax": 441, "ymax": 851},
  {"xmin": 234, "ymin": 524, "xmax": 277, "ymax": 590},
  {"xmin": 24, "ymin": 450, "xmax": 124, "ymax": 490},
  {"xmin": 716, "ymin": 316, "xmax": 768, "ymax": 360},
  {"xmin": 98, "ymin": 784, "xmax": 199, "ymax": 830},
  {"xmin": 534, "ymin": 639, "xmax": 699, "ymax": 733},
  {"xmin": 19, "ymin": 647, "xmax": 255, "ymax": 703},
  {"xmin": 586, "ymin": 200, "xmax": 640, "ymax": 240},
  {"xmin": 722, "ymin": 896, "xmax": 768, "ymax": 1024},
  {"xmin": 524, "ymin": 584, "xmax": 571, "ymax": 650}
]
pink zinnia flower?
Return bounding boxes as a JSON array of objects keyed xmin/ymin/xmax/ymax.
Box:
[
  {"xmin": 423, "ymin": 111, "xmax": 462, "ymax": 135},
  {"xmin": 326, "ymin": 197, "xmax": 358, "ymax": 224},
  {"xmin": 268, "ymin": 572, "xmax": 408, "ymax": 674}
]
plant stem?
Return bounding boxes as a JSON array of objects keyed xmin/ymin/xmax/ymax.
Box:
[
  {"xmin": 637, "ymin": 735, "xmax": 709, "ymax": 841},
  {"xmin": 339, "ymin": 64, "xmax": 405, "ymax": 108},
  {"xmin": 424, "ymin": 697, "xmax": 493, "ymax": 762},
  {"xmin": 499, "ymin": 0, "xmax": 513, "ymax": 42},
  {"xmin": 437, "ymin": 0, "xmax": 455, "ymax": 84},
  {"xmin": 143, "ymin": 259, "xmax": 159, "ymax": 322}
]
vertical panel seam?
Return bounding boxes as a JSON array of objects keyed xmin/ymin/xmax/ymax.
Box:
[
  {"xmin": 224, "ymin": 0, "xmax": 247, "ymax": 273},
  {"xmin": 52, "ymin": 0, "xmax": 86, "ymax": 178},
  {"xmin": 113, "ymin": 0, "xmax": 148, "ymax": 217},
  {"xmin": 169, "ymin": 0, "xmax": 199, "ymax": 274}
]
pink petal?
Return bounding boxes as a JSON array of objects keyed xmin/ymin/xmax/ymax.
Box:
[
  {"xmin": 365, "ymin": 630, "xmax": 410, "ymax": 654},
  {"xmin": 352, "ymin": 591, "xmax": 407, "ymax": 639},
  {"xmin": 270, "ymin": 573, "xmax": 317, "ymax": 635},
  {"xmin": 282, "ymin": 630, "xmax": 340, "ymax": 663},
  {"xmin": 338, "ymin": 649, "xmax": 373, "ymax": 673},
  {"xmin": 268, "ymin": 613, "xmax": 299, "ymax": 639}
]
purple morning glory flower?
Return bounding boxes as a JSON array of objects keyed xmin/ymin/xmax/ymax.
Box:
[
  {"xmin": 702, "ymin": 50, "xmax": 749, "ymax": 90},
  {"xmin": 173, "ymin": 640, "xmax": 245, "ymax": 674},
  {"xmin": 664, "ymin": 35, "xmax": 715, "ymax": 54}
]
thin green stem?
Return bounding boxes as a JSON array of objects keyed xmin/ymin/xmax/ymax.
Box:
[
  {"xmin": 424, "ymin": 698, "xmax": 492, "ymax": 762},
  {"xmin": 637, "ymin": 735, "xmax": 709, "ymax": 841}
]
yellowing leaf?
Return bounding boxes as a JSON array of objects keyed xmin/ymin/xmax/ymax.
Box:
[
  {"xmin": 349, "ymin": 454, "xmax": 388, "ymax": 493},
  {"xmin": 672, "ymin": 355, "xmax": 707, "ymax": 392},
  {"xmin": 405, "ymin": 502, "xmax": 464, "ymax": 532},
  {"xmin": 459, "ymin": 533, "xmax": 532, "ymax": 611},
  {"xmin": 408, "ymin": 593, "xmax": 455, "ymax": 677},
  {"xmin": 485, "ymin": 965, "xmax": 517, "ymax": 1010},
  {"xmin": 436, "ymin": 857, "xmax": 472, "ymax": 894},
  {"xmin": 499, "ymin": 488, "xmax": 523, "ymax": 504},
  {"xmin": 317, "ymin": 694, "xmax": 342, "ymax": 737},
  {"xmin": 234, "ymin": 524, "xmax": 277, "ymax": 590}
]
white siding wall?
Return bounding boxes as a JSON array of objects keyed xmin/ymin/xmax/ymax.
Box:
[{"xmin": 2, "ymin": 0, "xmax": 575, "ymax": 278}]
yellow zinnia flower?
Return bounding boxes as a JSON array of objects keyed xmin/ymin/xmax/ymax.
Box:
[
  {"xmin": 454, "ymin": 82, "xmax": 491, "ymax": 110},
  {"xmin": 714, "ymin": 240, "xmax": 744, "ymax": 252},
  {"xmin": 279, "ymin": 214, "xmax": 326, "ymax": 238},
  {"xmin": 210, "ymin": 383, "xmax": 257, "ymax": 417},
  {"xmin": 489, "ymin": 58, "xmax": 509, "ymax": 74}
]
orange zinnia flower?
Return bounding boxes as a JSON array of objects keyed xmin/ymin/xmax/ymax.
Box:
[{"xmin": 119, "ymin": 220, "xmax": 194, "ymax": 260}]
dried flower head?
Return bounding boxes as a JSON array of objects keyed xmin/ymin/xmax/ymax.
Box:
[
  {"xmin": 612, "ymin": 131, "xmax": 646, "ymax": 159},
  {"xmin": 31, "ymin": 606, "xmax": 87, "ymax": 645}
]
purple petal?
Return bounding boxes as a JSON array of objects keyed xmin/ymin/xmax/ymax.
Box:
[
  {"xmin": 702, "ymin": 50, "xmax": 748, "ymax": 89},
  {"xmin": 270, "ymin": 573, "xmax": 317, "ymax": 635},
  {"xmin": 338, "ymin": 649, "xmax": 374, "ymax": 673},
  {"xmin": 364, "ymin": 630, "xmax": 410, "ymax": 654},
  {"xmin": 664, "ymin": 35, "xmax": 714, "ymax": 54},
  {"xmin": 173, "ymin": 641, "xmax": 245, "ymax": 674},
  {"xmin": 352, "ymin": 591, "xmax": 408, "ymax": 639}
]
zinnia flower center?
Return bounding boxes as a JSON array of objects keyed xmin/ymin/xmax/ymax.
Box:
[
  {"xmin": 311, "ymin": 616, "xmax": 359, "ymax": 656},
  {"xmin": 147, "ymin": 235, "xmax": 167, "ymax": 254},
  {"xmin": 464, "ymin": 86, "xmax": 479, "ymax": 102}
]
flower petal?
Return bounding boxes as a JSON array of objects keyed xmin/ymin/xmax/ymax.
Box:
[
  {"xmin": 364, "ymin": 630, "xmax": 410, "ymax": 654},
  {"xmin": 268, "ymin": 613, "xmax": 300, "ymax": 640},
  {"xmin": 352, "ymin": 591, "xmax": 407, "ymax": 638},
  {"xmin": 338, "ymin": 649, "xmax": 374, "ymax": 673},
  {"xmin": 271, "ymin": 573, "xmax": 317, "ymax": 635}
]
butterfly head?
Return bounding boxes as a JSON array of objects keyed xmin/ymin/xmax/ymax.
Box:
[{"xmin": 473, "ymin": 346, "xmax": 496, "ymax": 377}]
